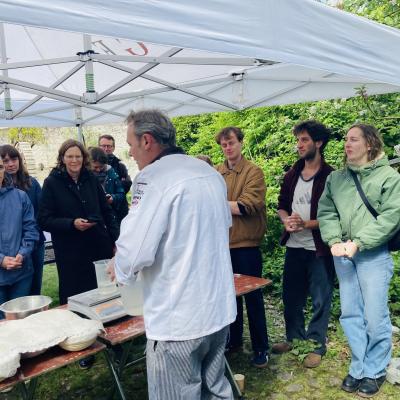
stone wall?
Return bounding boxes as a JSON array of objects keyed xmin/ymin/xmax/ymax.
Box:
[{"xmin": 1, "ymin": 124, "xmax": 139, "ymax": 184}]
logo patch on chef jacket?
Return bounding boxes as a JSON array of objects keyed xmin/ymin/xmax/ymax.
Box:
[{"xmin": 131, "ymin": 182, "xmax": 147, "ymax": 208}]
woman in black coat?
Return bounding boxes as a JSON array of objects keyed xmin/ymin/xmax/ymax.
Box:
[{"xmin": 38, "ymin": 139, "xmax": 119, "ymax": 305}]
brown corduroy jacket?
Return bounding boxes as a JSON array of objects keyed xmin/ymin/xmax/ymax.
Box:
[{"xmin": 216, "ymin": 157, "xmax": 266, "ymax": 248}]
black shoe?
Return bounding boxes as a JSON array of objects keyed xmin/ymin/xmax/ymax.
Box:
[
  {"xmin": 78, "ymin": 355, "xmax": 95, "ymax": 370},
  {"xmin": 252, "ymin": 351, "xmax": 269, "ymax": 368},
  {"xmin": 341, "ymin": 374, "xmax": 362, "ymax": 393},
  {"xmin": 357, "ymin": 376, "xmax": 386, "ymax": 398}
]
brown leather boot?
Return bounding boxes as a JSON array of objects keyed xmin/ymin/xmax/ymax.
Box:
[
  {"xmin": 271, "ymin": 342, "xmax": 292, "ymax": 354},
  {"xmin": 303, "ymin": 352, "xmax": 322, "ymax": 368}
]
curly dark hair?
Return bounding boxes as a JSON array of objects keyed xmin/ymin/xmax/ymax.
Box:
[{"xmin": 293, "ymin": 120, "xmax": 331, "ymax": 155}]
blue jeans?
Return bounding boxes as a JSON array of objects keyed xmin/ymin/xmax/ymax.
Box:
[
  {"xmin": 0, "ymin": 274, "xmax": 33, "ymax": 319},
  {"xmin": 334, "ymin": 245, "xmax": 393, "ymax": 379}
]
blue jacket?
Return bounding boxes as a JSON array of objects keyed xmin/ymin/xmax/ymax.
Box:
[
  {"xmin": 96, "ymin": 166, "xmax": 129, "ymax": 222},
  {"xmin": 0, "ymin": 187, "xmax": 39, "ymax": 285},
  {"xmin": 6, "ymin": 174, "xmax": 45, "ymax": 244}
]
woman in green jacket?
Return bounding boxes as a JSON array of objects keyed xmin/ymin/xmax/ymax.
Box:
[{"xmin": 318, "ymin": 124, "xmax": 400, "ymax": 397}]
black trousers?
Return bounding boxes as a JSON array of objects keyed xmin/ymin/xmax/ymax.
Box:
[
  {"xmin": 282, "ymin": 247, "xmax": 334, "ymax": 355},
  {"xmin": 228, "ymin": 247, "xmax": 269, "ymax": 352}
]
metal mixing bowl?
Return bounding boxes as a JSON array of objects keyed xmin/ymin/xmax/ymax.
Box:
[{"xmin": 0, "ymin": 295, "xmax": 52, "ymax": 320}]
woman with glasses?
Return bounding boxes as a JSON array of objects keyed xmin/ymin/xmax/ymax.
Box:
[
  {"xmin": 0, "ymin": 157, "xmax": 38, "ymax": 318},
  {"xmin": 0, "ymin": 145, "xmax": 45, "ymax": 296},
  {"xmin": 38, "ymin": 139, "xmax": 119, "ymax": 306}
]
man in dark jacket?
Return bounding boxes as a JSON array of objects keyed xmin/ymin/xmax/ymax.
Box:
[
  {"xmin": 274, "ymin": 120, "xmax": 334, "ymax": 368},
  {"xmin": 99, "ymin": 134, "xmax": 132, "ymax": 194}
]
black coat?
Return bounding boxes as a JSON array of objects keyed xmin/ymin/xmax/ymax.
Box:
[{"xmin": 38, "ymin": 168, "xmax": 119, "ymax": 304}]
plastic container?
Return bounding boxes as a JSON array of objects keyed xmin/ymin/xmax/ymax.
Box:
[
  {"xmin": 94, "ymin": 259, "xmax": 117, "ymax": 296},
  {"xmin": 118, "ymin": 276, "xmax": 143, "ymax": 316}
]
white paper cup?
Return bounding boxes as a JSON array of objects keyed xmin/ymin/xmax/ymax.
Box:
[{"xmin": 234, "ymin": 373, "xmax": 245, "ymax": 392}]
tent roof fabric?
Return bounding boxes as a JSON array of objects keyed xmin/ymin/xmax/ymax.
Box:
[{"xmin": 0, "ymin": 0, "xmax": 399, "ymax": 127}]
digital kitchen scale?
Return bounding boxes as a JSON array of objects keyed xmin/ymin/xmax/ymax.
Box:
[{"xmin": 68, "ymin": 288, "xmax": 127, "ymax": 323}]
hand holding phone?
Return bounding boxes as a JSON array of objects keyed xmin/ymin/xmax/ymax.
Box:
[{"xmin": 74, "ymin": 218, "xmax": 97, "ymax": 231}]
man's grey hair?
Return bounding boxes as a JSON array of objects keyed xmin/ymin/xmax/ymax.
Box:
[{"xmin": 126, "ymin": 109, "xmax": 176, "ymax": 146}]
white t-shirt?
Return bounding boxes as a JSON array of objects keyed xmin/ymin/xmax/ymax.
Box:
[
  {"xmin": 286, "ymin": 175, "xmax": 316, "ymax": 251},
  {"xmin": 115, "ymin": 154, "xmax": 237, "ymax": 341}
]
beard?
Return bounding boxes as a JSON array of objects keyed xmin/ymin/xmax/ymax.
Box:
[{"xmin": 301, "ymin": 145, "xmax": 317, "ymax": 161}]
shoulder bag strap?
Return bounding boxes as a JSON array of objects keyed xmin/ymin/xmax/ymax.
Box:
[{"xmin": 349, "ymin": 169, "xmax": 379, "ymax": 219}]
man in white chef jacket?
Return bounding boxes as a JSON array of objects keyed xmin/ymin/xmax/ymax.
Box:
[{"xmin": 109, "ymin": 109, "xmax": 237, "ymax": 400}]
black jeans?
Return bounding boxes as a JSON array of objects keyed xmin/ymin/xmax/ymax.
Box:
[
  {"xmin": 282, "ymin": 247, "xmax": 334, "ymax": 355},
  {"xmin": 228, "ymin": 247, "xmax": 269, "ymax": 353}
]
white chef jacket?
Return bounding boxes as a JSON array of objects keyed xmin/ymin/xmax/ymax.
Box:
[{"xmin": 115, "ymin": 154, "xmax": 237, "ymax": 341}]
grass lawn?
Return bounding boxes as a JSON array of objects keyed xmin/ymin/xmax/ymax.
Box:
[{"xmin": 2, "ymin": 264, "xmax": 400, "ymax": 399}]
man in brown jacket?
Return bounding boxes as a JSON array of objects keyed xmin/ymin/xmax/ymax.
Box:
[{"xmin": 216, "ymin": 126, "xmax": 269, "ymax": 368}]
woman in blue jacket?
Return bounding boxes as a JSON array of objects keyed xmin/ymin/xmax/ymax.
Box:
[
  {"xmin": 0, "ymin": 157, "xmax": 39, "ymax": 319},
  {"xmin": 0, "ymin": 145, "xmax": 45, "ymax": 295}
]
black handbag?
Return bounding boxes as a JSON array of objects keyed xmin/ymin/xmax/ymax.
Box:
[{"xmin": 349, "ymin": 170, "xmax": 400, "ymax": 251}]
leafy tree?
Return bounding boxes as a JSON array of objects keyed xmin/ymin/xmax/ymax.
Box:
[{"xmin": 7, "ymin": 127, "xmax": 45, "ymax": 147}]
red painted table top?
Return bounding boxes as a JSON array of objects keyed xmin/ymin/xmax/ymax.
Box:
[
  {"xmin": 234, "ymin": 274, "xmax": 272, "ymax": 296},
  {"xmin": 99, "ymin": 274, "xmax": 272, "ymax": 346},
  {"xmin": 0, "ymin": 341, "xmax": 106, "ymax": 390}
]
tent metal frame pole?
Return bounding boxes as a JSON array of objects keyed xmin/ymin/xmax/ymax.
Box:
[
  {"xmin": 1, "ymin": 75, "xmax": 82, "ymax": 102},
  {"xmin": 84, "ymin": 78, "xmax": 230, "ymax": 123},
  {"xmin": 96, "ymin": 47, "xmax": 182, "ymax": 101},
  {"xmin": 0, "ymin": 56, "xmax": 81, "ymax": 71},
  {"xmin": 31, "ymin": 114, "xmax": 75, "ymax": 125},
  {"xmin": 17, "ymin": 105, "xmax": 75, "ymax": 118},
  {"xmin": 99, "ymin": 76, "xmax": 230, "ymax": 103},
  {"xmin": 13, "ymin": 63, "xmax": 85, "ymax": 117},
  {"xmin": 91, "ymin": 54, "xmax": 269, "ymax": 66},
  {"xmin": 75, "ymin": 107, "xmax": 84, "ymax": 142},
  {"xmin": 82, "ymin": 97, "xmax": 135, "ymax": 124},
  {"xmin": 243, "ymin": 72, "xmax": 335, "ymax": 109},
  {"xmin": 243, "ymin": 82, "xmax": 309, "ymax": 109},
  {"xmin": 0, "ymin": 23, "xmax": 12, "ymax": 116},
  {"xmin": 165, "ymin": 81, "xmax": 233, "ymax": 113},
  {"xmin": 7, "ymin": 83, "xmax": 125, "ymax": 117},
  {"xmin": 0, "ymin": 56, "xmax": 267, "ymax": 71},
  {"xmin": 82, "ymin": 34, "xmax": 96, "ymax": 102},
  {"xmin": 99, "ymin": 59, "xmax": 240, "ymax": 110}
]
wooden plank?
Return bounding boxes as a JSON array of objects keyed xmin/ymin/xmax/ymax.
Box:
[
  {"xmin": 19, "ymin": 342, "xmax": 106, "ymax": 380},
  {"xmin": 0, "ymin": 341, "xmax": 106, "ymax": 390}
]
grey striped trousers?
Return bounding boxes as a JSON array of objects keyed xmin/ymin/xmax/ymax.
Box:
[{"xmin": 146, "ymin": 326, "xmax": 233, "ymax": 400}]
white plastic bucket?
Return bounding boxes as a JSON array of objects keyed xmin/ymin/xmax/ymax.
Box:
[{"xmin": 118, "ymin": 278, "xmax": 143, "ymax": 316}]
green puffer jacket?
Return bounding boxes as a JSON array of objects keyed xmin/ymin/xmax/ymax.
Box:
[{"xmin": 318, "ymin": 155, "xmax": 400, "ymax": 251}]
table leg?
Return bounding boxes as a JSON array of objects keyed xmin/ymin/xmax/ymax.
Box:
[
  {"xmin": 225, "ymin": 357, "xmax": 243, "ymax": 400},
  {"xmin": 17, "ymin": 378, "xmax": 38, "ymax": 400},
  {"xmin": 103, "ymin": 349, "xmax": 127, "ymax": 400}
]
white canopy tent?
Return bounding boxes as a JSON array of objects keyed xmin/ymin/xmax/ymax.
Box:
[{"xmin": 0, "ymin": 0, "xmax": 399, "ymax": 128}]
